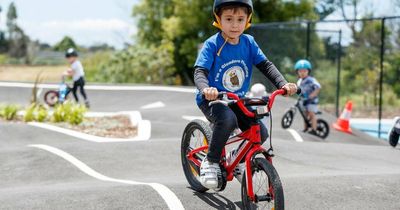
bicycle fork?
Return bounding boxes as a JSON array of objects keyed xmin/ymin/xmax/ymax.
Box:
[{"xmin": 244, "ymin": 145, "xmax": 272, "ymax": 202}]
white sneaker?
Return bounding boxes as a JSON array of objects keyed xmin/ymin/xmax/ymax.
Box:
[
  {"xmin": 200, "ymin": 158, "xmax": 221, "ymax": 189},
  {"xmin": 234, "ymin": 162, "xmax": 246, "ymax": 183}
]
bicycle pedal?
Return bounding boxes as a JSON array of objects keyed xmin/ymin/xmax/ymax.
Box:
[{"xmin": 256, "ymin": 194, "xmax": 272, "ymax": 202}]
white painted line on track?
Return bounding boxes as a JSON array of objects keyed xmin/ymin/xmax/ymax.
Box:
[
  {"xmin": 141, "ymin": 101, "xmax": 165, "ymax": 110},
  {"xmin": 182, "ymin": 115, "xmax": 207, "ymax": 122},
  {"xmin": 0, "ymin": 82, "xmax": 196, "ymax": 93},
  {"xmin": 28, "ymin": 144, "xmax": 184, "ymax": 210},
  {"xmin": 287, "ymin": 129, "xmax": 304, "ymax": 142}
]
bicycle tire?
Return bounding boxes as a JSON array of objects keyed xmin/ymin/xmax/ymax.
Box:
[
  {"xmin": 241, "ymin": 158, "xmax": 284, "ymax": 210},
  {"xmin": 281, "ymin": 110, "xmax": 294, "ymax": 129},
  {"xmin": 44, "ymin": 90, "xmax": 59, "ymax": 107},
  {"xmin": 316, "ymin": 119, "xmax": 330, "ymax": 139},
  {"xmin": 181, "ymin": 119, "xmax": 212, "ymax": 192},
  {"xmin": 389, "ymin": 129, "xmax": 399, "ymax": 147}
]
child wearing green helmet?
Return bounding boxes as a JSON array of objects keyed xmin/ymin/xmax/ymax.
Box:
[
  {"xmin": 294, "ymin": 59, "xmax": 321, "ymax": 135},
  {"xmin": 194, "ymin": 0, "xmax": 298, "ymax": 189}
]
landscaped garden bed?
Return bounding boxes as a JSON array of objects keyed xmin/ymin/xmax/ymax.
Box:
[{"xmin": 0, "ymin": 103, "xmax": 137, "ymax": 139}]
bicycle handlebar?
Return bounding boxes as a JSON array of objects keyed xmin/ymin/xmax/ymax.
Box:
[{"xmin": 209, "ymin": 88, "xmax": 301, "ymax": 118}]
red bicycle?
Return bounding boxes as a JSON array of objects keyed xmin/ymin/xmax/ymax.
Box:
[{"xmin": 181, "ymin": 88, "xmax": 298, "ymax": 210}]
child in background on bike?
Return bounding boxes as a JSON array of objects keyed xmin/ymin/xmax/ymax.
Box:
[
  {"xmin": 64, "ymin": 48, "xmax": 90, "ymax": 108},
  {"xmin": 294, "ymin": 59, "xmax": 321, "ymax": 135},
  {"xmin": 194, "ymin": 0, "xmax": 297, "ymax": 189}
]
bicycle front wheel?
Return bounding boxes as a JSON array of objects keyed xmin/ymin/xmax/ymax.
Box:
[
  {"xmin": 181, "ymin": 119, "xmax": 212, "ymax": 192},
  {"xmin": 241, "ymin": 158, "xmax": 284, "ymax": 210},
  {"xmin": 44, "ymin": 90, "xmax": 59, "ymax": 107}
]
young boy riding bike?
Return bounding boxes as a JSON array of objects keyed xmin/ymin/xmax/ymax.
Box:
[
  {"xmin": 294, "ymin": 59, "xmax": 321, "ymax": 135},
  {"xmin": 194, "ymin": 0, "xmax": 297, "ymax": 189}
]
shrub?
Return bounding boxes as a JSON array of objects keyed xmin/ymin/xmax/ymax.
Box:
[
  {"xmin": 24, "ymin": 103, "xmax": 36, "ymax": 122},
  {"xmin": 52, "ymin": 101, "xmax": 86, "ymax": 125},
  {"xmin": 2, "ymin": 104, "xmax": 19, "ymax": 120},
  {"xmin": 37, "ymin": 105, "xmax": 48, "ymax": 122},
  {"xmin": 68, "ymin": 104, "xmax": 87, "ymax": 125},
  {"xmin": 24, "ymin": 103, "xmax": 48, "ymax": 122}
]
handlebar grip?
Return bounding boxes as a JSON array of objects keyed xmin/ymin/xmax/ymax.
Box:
[
  {"xmin": 282, "ymin": 88, "xmax": 301, "ymax": 95},
  {"xmin": 296, "ymin": 88, "xmax": 302, "ymax": 95},
  {"xmin": 217, "ymin": 92, "xmax": 225, "ymax": 99}
]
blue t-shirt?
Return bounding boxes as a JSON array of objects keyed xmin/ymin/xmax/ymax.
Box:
[
  {"xmin": 297, "ymin": 76, "xmax": 321, "ymax": 104},
  {"xmin": 194, "ymin": 32, "xmax": 267, "ymax": 105}
]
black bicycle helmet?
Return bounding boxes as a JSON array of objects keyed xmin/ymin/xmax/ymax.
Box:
[
  {"xmin": 65, "ymin": 48, "xmax": 78, "ymax": 58},
  {"xmin": 213, "ymin": 0, "xmax": 253, "ymax": 30}
]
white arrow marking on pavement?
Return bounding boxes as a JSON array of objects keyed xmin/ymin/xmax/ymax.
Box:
[
  {"xmin": 28, "ymin": 144, "xmax": 184, "ymax": 210},
  {"xmin": 182, "ymin": 115, "xmax": 207, "ymax": 122},
  {"xmin": 141, "ymin": 101, "xmax": 165, "ymax": 110},
  {"xmin": 287, "ymin": 129, "xmax": 304, "ymax": 142}
]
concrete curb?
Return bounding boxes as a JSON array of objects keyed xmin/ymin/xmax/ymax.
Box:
[{"xmin": 27, "ymin": 111, "xmax": 151, "ymax": 143}]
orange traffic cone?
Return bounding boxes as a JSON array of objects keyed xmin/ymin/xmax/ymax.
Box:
[{"xmin": 333, "ymin": 101, "xmax": 353, "ymax": 134}]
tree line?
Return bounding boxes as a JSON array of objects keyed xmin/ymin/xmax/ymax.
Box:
[{"xmin": 0, "ymin": 2, "xmax": 114, "ymax": 65}]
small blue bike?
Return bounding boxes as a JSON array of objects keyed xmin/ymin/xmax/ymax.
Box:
[{"xmin": 44, "ymin": 76, "xmax": 71, "ymax": 107}]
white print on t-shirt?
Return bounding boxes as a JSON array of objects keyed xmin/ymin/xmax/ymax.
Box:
[
  {"xmin": 215, "ymin": 59, "xmax": 249, "ymax": 92},
  {"xmin": 222, "ymin": 66, "xmax": 245, "ymax": 92}
]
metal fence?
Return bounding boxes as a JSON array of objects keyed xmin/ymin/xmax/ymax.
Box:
[{"xmin": 248, "ymin": 16, "xmax": 400, "ymax": 138}]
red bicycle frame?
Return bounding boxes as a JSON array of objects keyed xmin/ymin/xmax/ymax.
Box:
[{"xmin": 187, "ymin": 89, "xmax": 286, "ymax": 202}]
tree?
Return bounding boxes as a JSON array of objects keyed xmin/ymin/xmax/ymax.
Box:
[
  {"xmin": 6, "ymin": 2, "xmax": 17, "ymax": 39},
  {"xmin": 53, "ymin": 36, "xmax": 78, "ymax": 52},
  {"xmin": 341, "ymin": 20, "xmax": 392, "ymax": 106},
  {"xmin": 132, "ymin": 0, "xmax": 174, "ymax": 46},
  {"xmin": 6, "ymin": 2, "xmax": 29, "ymax": 59},
  {"xmin": 253, "ymin": 0, "xmax": 317, "ymax": 22},
  {"xmin": 0, "ymin": 5, "xmax": 8, "ymax": 53},
  {"xmin": 314, "ymin": 0, "xmax": 337, "ymax": 20}
]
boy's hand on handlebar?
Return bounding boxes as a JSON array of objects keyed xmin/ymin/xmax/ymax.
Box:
[
  {"xmin": 203, "ymin": 87, "xmax": 219, "ymax": 101},
  {"xmin": 282, "ymin": 83, "xmax": 298, "ymax": 96}
]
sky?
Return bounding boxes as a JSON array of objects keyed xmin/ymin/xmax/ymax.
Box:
[
  {"xmin": 316, "ymin": 0, "xmax": 399, "ymax": 45},
  {"xmin": 0, "ymin": 0, "xmax": 398, "ymax": 49},
  {"xmin": 0, "ymin": 0, "xmax": 139, "ymax": 49}
]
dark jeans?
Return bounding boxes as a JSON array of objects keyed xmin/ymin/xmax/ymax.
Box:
[
  {"xmin": 199, "ymin": 101, "xmax": 269, "ymax": 163},
  {"xmin": 72, "ymin": 77, "xmax": 88, "ymax": 102}
]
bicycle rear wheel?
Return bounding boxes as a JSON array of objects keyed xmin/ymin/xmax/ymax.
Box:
[
  {"xmin": 44, "ymin": 90, "xmax": 59, "ymax": 107},
  {"xmin": 316, "ymin": 119, "xmax": 329, "ymax": 139},
  {"xmin": 181, "ymin": 119, "xmax": 211, "ymax": 192},
  {"xmin": 241, "ymin": 158, "xmax": 284, "ymax": 210},
  {"xmin": 389, "ymin": 129, "xmax": 399, "ymax": 147},
  {"xmin": 281, "ymin": 110, "xmax": 294, "ymax": 129}
]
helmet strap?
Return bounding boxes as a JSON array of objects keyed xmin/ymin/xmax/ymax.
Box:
[
  {"xmin": 213, "ymin": 12, "xmax": 223, "ymax": 30},
  {"xmin": 245, "ymin": 13, "xmax": 252, "ymax": 30},
  {"xmin": 217, "ymin": 36, "xmax": 229, "ymax": 56}
]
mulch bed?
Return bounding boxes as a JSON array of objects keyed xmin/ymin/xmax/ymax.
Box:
[{"xmin": 52, "ymin": 115, "xmax": 137, "ymax": 138}]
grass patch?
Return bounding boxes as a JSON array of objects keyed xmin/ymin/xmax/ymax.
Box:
[{"xmin": 0, "ymin": 65, "xmax": 66, "ymax": 83}]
